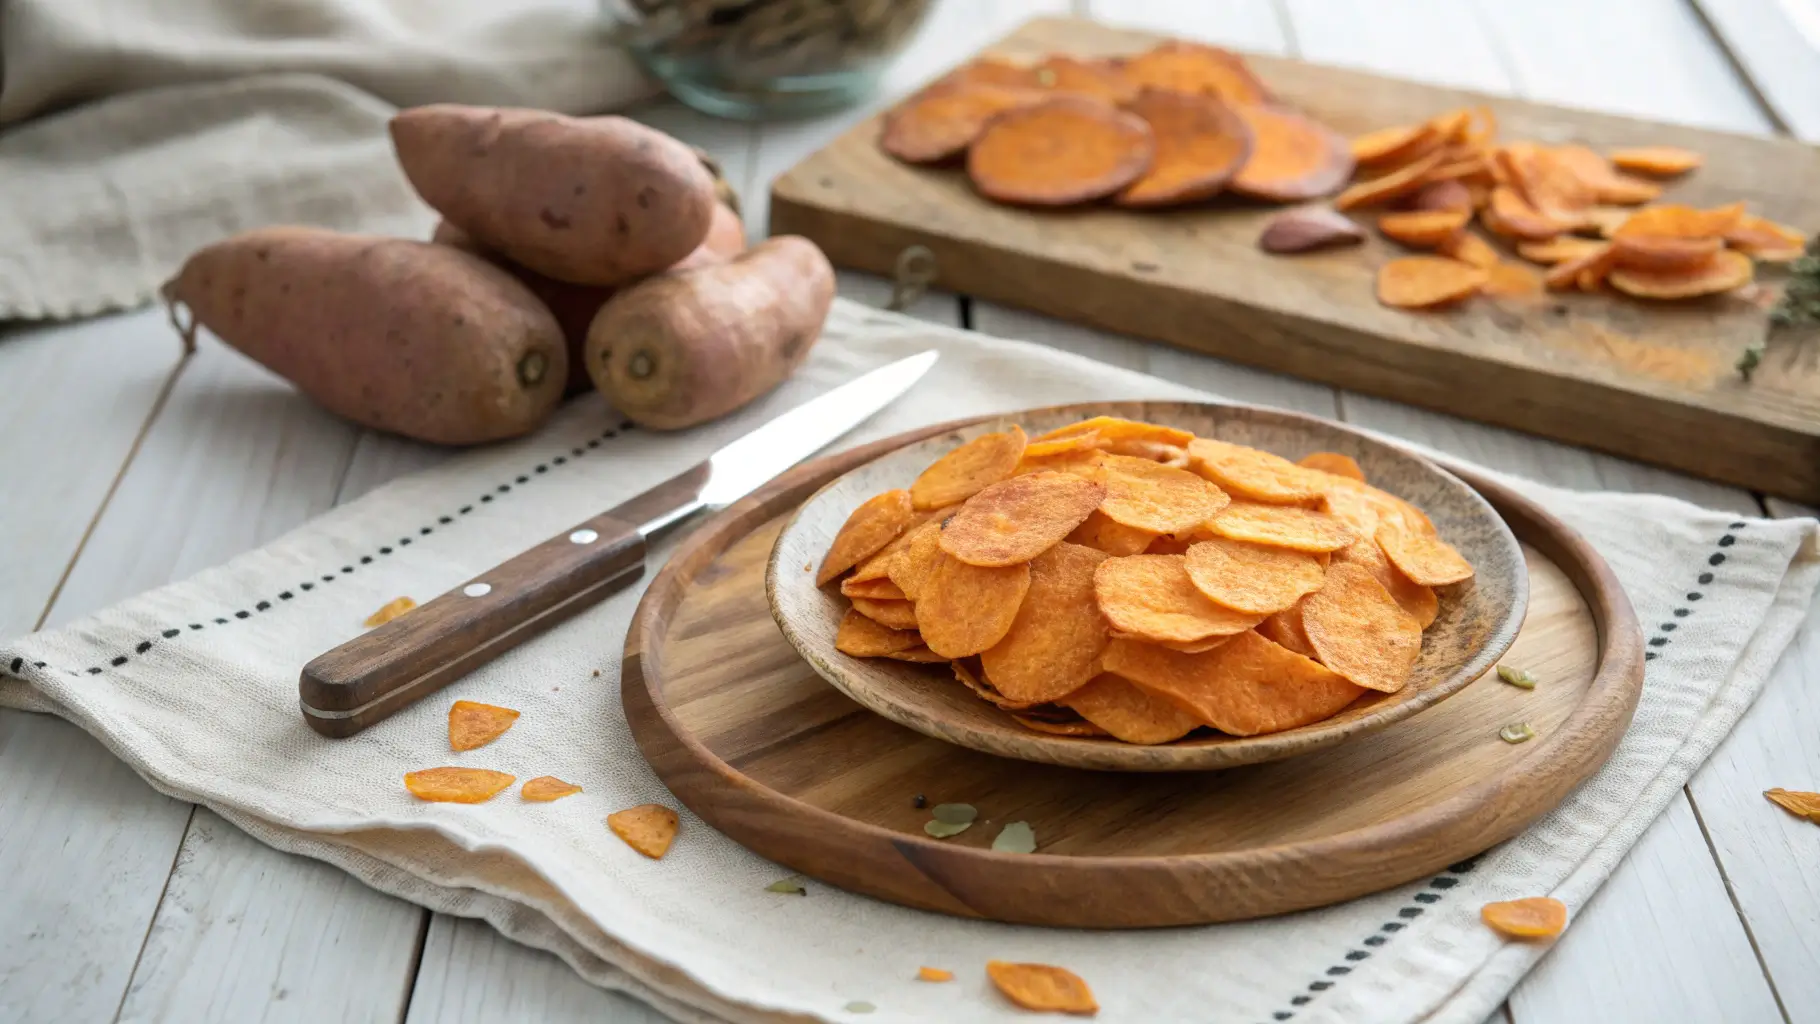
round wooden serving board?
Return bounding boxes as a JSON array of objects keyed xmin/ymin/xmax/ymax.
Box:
[{"xmin": 622, "ymin": 416, "xmax": 1645, "ymax": 928}]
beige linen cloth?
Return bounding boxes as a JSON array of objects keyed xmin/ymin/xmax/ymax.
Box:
[
  {"xmin": 0, "ymin": 0, "xmax": 654, "ymax": 321},
  {"xmin": 2, "ymin": 299, "xmax": 1818, "ymax": 1023}
]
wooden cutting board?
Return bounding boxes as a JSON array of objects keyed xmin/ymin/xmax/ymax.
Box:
[
  {"xmin": 769, "ymin": 16, "xmax": 1820, "ymax": 503},
  {"xmin": 621, "ymin": 415, "xmax": 1645, "ymax": 927}
]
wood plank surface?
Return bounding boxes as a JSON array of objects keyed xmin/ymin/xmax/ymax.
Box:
[
  {"xmin": 770, "ymin": 15, "xmax": 1820, "ymax": 502},
  {"xmin": 1691, "ymin": 0, "xmax": 1820, "ymax": 139},
  {"xmin": 403, "ymin": 916, "xmax": 669, "ymax": 1024}
]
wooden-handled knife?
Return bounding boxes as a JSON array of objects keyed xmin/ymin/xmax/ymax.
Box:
[{"xmin": 298, "ymin": 351, "xmax": 939, "ymax": 737}]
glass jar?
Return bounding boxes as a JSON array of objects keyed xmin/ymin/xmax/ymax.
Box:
[{"xmin": 604, "ymin": 0, "xmax": 936, "ymax": 120}]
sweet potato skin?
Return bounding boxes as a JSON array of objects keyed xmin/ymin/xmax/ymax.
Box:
[
  {"xmin": 585, "ymin": 236, "xmax": 834, "ymax": 430},
  {"xmin": 392, "ymin": 106, "xmax": 716, "ymax": 287},
  {"xmin": 168, "ymin": 227, "xmax": 566, "ymax": 445}
]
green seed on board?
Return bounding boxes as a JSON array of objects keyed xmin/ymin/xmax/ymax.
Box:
[
  {"xmin": 1497, "ymin": 665, "xmax": 1537, "ymax": 690},
  {"xmin": 764, "ymin": 878, "xmax": 806, "ymax": 895},
  {"xmin": 992, "ymin": 821, "xmax": 1037, "ymax": 853},
  {"xmin": 931, "ymin": 803, "xmax": 977, "ymax": 825},
  {"xmin": 1500, "ymin": 723, "xmax": 1536, "ymax": 744}
]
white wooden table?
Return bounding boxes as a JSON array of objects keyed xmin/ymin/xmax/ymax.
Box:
[{"xmin": 2, "ymin": 2, "xmax": 1816, "ymax": 1021}]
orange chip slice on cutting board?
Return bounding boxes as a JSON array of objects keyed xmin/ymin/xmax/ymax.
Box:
[
  {"xmin": 1062, "ymin": 672, "xmax": 1203, "ymax": 744},
  {"xmin": 1183, "ymin": 537, "xmax": 1328, "ymax": 615},
  {"xmin": 607, "ymin": 804, "xmax": 679, "ymax": 859},
  {"xmin": 979, "ymin": 543, "xmax": 1110, "ymax": 703},
  {"xmin": 1376, "ymin": 522, "xmax": 1474, "ymax": 586},
  {"xmin": 986, "ymin": 960, "xmax": 1100, "ymax": 1015},
  {"xmin": 1093, "ymin": 454, "xmax": 1231, "ymax": 534},
  {"xmin": 521, "ymin": 776, "xmax": 582, "ymax": 802},
  {"xmin": 449, "ymin": 700, "xmax": 521, "ymax": 751},
  {"xmin": 405, "ymin": 767, "xmax": 517, "ymax": 804},
  {"xmin": 1377, "ymin": 255, "xmax": 1490, "ymax": 308},
  {"xmin": 938, "ymin": 471, "xmax": 1107, "ymax": 566},
  {"xmin": 1301, "ymin": 562, "xmax": 1424, "ymax": 692},
  {"xmin": 1187, "ymin": 437, "xmax": 1326, "ymax": 504},
  {"xmin": 817, "ymin": 489, "xmax": 916, "ymax": 585},
  {"xmin": 1094, "ymin": 554, "xmax": 1266, "ymax": 643},
  {"xmin": 916, "ymin": 549, "xmax": 1032, "ymax": 658},
  {"xmin": 880, "ymin": 83, "xmax": 1044, "ymax": 164},
  {"xmin": 835, "ymin": 607, "xmax": 924, "ymax": 658},
  {"xmin": 1116, "ymin": 89, "xmax": 1254, "ymax": 207},
  {"xmin": 1203, "ymin": 500, "xmax": 1356, "ymax": 553},
  {"xmin": 1228, "ymin": 105, "xmax": 1356, "ymax": 203},
  {"xmin": 1104, "ymin": 631, "xmax": 1366, "ymax": 736},
  {"xmin": 968, "ymin": 97, "xmax": 1156, "ymax": 206},
  {"xmin": 911, "ymin": 427, "xmax": 1027, "ymax": 510},
  {"xmin": 1066, "ymin": 509, "xmax": 1161, "ymax": 556},
  {"xmin": 1120, "ymin": 40, "xmax": 1270, "ymax": 106}
]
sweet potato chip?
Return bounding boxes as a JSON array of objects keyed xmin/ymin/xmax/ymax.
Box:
[
  {"xmin": 987, "ymin": 960, "xmax": 1099, "ymax": 1015},
  {"xmin": 835, "ymin": 607, "xmax": 924, "ymax": 657},
  {"xmin": 1438, "ymin": 230, "xmax": 1500, "ymax": 270},
  {"xmin": 1725, "ymin": 215, "xmax": 1808, "ymax": 261},
  {"xmin": 521, "ymin": 776, "xmax": 582, "ymax": 802},
  {"xmin": 1482, "ymin": 261, "xmax": 1543, "ymax": 298},
  {"xmin": 1036, "ymin": 54, "xmax": 1138, "ymax": 105},
  {"xmin": 1023, "ymin": 432, "xmax": 1101, "ymax": 458},
  {"xmin": 1114, "ymin": 632, "xmax": 1235, "ymax": 654},
  {"xmin": 1350, "ymin": 122, "xmax": 1439, "ymax": 167},
  {"xmin": 1203, "ymin": 500, "xmax": 1356, "ymax": 553},
  {"xmin": 1376, "ymin": 522, "xmax": 1474, "ymax": 585},
  {"xmin": 1010, "ymin": 714, "xmax": 1110, "ymax": 737},
  {"xmin": 979, "ymin": 543, "xmax": 1111, "ymax": 702},
  {"xmin": 1481, "ymin": 897, "xmax": 1568, "ymax": 939},
  {"xmin": 1487, "ymin": 187, "xmax": 1567, "ymax": 240},
  {"xmin": 1301, "ymin": 561, "xmax": 1423, "ymax": 692},
  {"xmin": 1034, "ymin": 416, "xmax": 1194, "ymax": 449},
  {"xmin": 942, "ymin": 57, "xmax": 1041, "ymax": 90},
  {"xmin": 1257, "ymin": 601, "xmax": 1319, "ymax": 658},
  {"xmin": 1229, "ymin": 105, "xmax": 1355, "ymax": 202},
  {"xmin": 1100, "ymin": 439, "xmax": 1189, "ymax": 467},
  {"xmin": 1614, "ymin": 202, "xmax": 1747, "ymax": 240},
  {"xmin": 449, "ymin": 700, "xmax": 520, "ymax": 751},
  {"xmin": 851, "ymin": 596, "xmax": 920, "ymax": 631},
  {"xmin": 912, "ymin": 427, "xmax": 1027, "ymax": 510},
  {"xmin": 1184, "ymin": 537, "xmax": 1327, "ymax": 614},
  {"xmin": 1764, "ymin": 788, "xmax": 1820, "ymax": 822},
  {"xmin": 1105, "ymin": 631, "xmax": 1365, "ymax": 735},
  {"xmin": 953, "ymin": 658, "xmax": 1040, "ymax": 709},
  {"xmin": 1298, "ymin": 451, "xmax": 1365, "ymax": 482},
  {"xmin": 886, "ymin": 645, "xmax": 948, "ymax": 663},
  {"xmin": 818, "ymin": 489, "xmax": 916, "ymax": 585},
  {"xmin": 969, "ymin": 97, "xmax": 1155, "ymax": 206},
  {"xmin": 1607, "ymin": 146, "xmax": 1700, "ymax": 176},
  {"xmin": 1063, "ymin": 672, "xmax": 1202, "ymax": 744},
  {"xmin": 405, "ymin": 767, "xmax": 516, "ymax": 804},
  {"xmin": 1376, "ymin": 256, "xmax": 1489, "ymax": 309},
  {"xmin": 939, "ymin": 471, "xmax": 1107, "ymax": 566},
  {"xmin": 1610, "ymin": 234, "xmax": 1723, "ymax": 273},
  {"xmin": 1066, "ymin": 510, "xmax": 1159, "ymax": 556},
  {"xmin": 1094, "ymin": 554, "xmax": 1265, "ymax": 643},
  {"xmin": 1379, "ymin": 208, "xmax": 1471, "ymax": 248},
  {"xmin": 1517, "ymin": 237, "xmax": 1607, "ymax": 265},
  {"xmin": 1334, "ymin": 536, "xmax": 1439, "ymax": 628},
  {"xmin": 1186, "ymin": 437, "xmax": 1325, "ymax": 504},
  {"xmin": 607, "ymin": 804, "xmax": 679, "ymax": 859},
  {"xmin": 887, "ymin": 520, "xmax": 946, "ymax": 600},
  {"xmin": 1595, "ymin": 173, "xmax": 1663, "ymax": 206},
  {"xmin": 1577, "ymin": 205, "xmax": 1631, "ymax": 237},
  {"xmin": 1543, "ymin": 242, "xmax": 1616, "ymax": 292},
  {"xmin": 1093, "ymin": 454, "xmax": 1231, "ymax": 534},
  {"xmin": 1121, "ymin": 40, "xmax": 1269, "ymax": 106},
  {"xmin": 1405, "ymin": 178, "xmax": 1474, "ymax": 213},
  {"xmin": 916, "ymin": 549, "xmax": 1031, "ymax": 658},
  {"xmin": 1332, "ymin": 148, "xmax": 1446, "ymax": 211},
  {"xmin": 881, "ymin": 83, "xmax": 1043, "ymax": 164},
  {"xmin": 841, "ymin": 576, "xmax": 906, "ymax": 600},
  {"xmin": 917, "ymin": 967, "xmax": 956, "ymax": 983},
  {"xmin": 846, "ymin": 506, "xmax": 936, "ymax": 585},
  {"xmin": 365, "ymin": 596, "xmax": 416, "ymax": 627},
  {"xmin": 1116, "ymin": 90, "xmax": 1253, "ymax": 207},
  {"xmin": 1609, "ymin": 249, "xmax": 1753, "ymax": 300}
]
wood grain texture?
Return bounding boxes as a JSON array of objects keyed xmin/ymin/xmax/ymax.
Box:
[
  {"xmin": 769, "ymin": 15, "xmax": 1820, "ymax": 502},
  {"xmin": 404, "ymin": 915, "xmax": 671, "ymax": 1024},
  {"xmin": 768, "ymin": 401, "xmax": 1529, "ymax": 772},
  {"xmin": 622, "ymin": 412, "xmax": 1641, "ymax": 927}
]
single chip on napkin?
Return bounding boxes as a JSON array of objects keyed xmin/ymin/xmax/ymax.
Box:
[
  {"xmin": 987, "ymin": 960, "xmax": 1099, "ymax": 1015},
  {"xmin": 608, "ymin": 804, "xmax": 680, "ymax": 859},
  {"xmin": 405, "ymin": 767, "xmax": 516, "ymax": 804},
  {"xmin": 364, "ymin": 596, "xmax": 416, "ymax": 627},
  {"xmin": 1481, "ymin": 897, "xmax": 1568, "ymax": 939},
  {"xmin": 521, "ymin": 776, "xmax": 583, "ymax": 802},
  {"xmin": 449, "ymin": 699, "xmax": 521, "ymax": 751}
]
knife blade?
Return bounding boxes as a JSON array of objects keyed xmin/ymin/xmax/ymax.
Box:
[{"xmin": 298, "ymin": 350, "xmax": 940, "ymax": 737}]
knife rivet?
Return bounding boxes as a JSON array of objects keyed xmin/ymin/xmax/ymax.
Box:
[
  {"xmin": 569, "ymin": 529, "xmax": 599, "ymax": 545},
  {"xmin": 463, "ymin": 583, "xmax": 492, "ymax": 598}
]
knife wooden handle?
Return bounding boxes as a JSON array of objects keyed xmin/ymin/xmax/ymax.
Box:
[{"xmin": 298, "ymin": 512, "xmax": 647, "ymax": 737}]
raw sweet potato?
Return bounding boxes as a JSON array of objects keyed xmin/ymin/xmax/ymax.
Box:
[
  {"xmin": 968, "ymin": 97, "xmax": 1155, "ymax": 206},
  {"xmin": 1228, "ymin": 106, "xmax": 1354, "ymax": 202},
  {"xmin": 585, "ymin": 237, "xmax": 835, "ymax": 430},
  {"xmin": 391, "ymin": 106, "xmax": 716, "ymax": 287},
  {"xmin": 1115, "ymin": 90, "xmax": 1253, "ymax": 207},
  {"xmin": 165, "ymin": 227, "xmax": 566, "ymax": 445}
]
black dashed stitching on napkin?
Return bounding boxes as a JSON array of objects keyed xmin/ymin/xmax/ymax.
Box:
[
  {"xmin": 1260, "ymin": 524, "xmax": 1744, "ymax": 1021},
  {"xmin": 0, "ymin": 421, "xmax": 633, "ymax": 683}
]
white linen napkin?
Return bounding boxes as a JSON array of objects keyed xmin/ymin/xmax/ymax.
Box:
[
  {"xmin": 3, "ymin": 299, "xmax": 1816, "ymax": 1024},
  {"xmin": 0, "ymin": 0, "xmax": 655, "ymax": 321}
]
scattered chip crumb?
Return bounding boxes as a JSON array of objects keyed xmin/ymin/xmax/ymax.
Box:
[
  {"xmin": 364, "ymin": 596, "xmax": 416, "ymax": 627},
  {"xmin": 1481, "ymin": 897, "xmax": 1567, "ymax": 939},
  {"xmin": 917, "ymin": 966, "xmax": 954, "ymax": 982},
  {"xmin": 987, "ymin": 960, "xmax": 1098, "ymax": 1015}
]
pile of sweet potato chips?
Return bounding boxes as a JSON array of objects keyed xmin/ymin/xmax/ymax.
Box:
[
  {"xmin": 878, "ymin": 38, "xmax": 1807, "ymax": 313},
  {"xmin": 819, "ymin": 416, "xmax": 1473, "ymax": 743}
]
